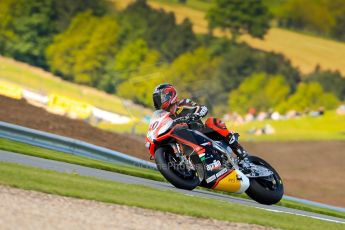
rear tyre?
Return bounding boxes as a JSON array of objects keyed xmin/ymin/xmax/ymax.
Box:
[
  {"xmin": 155, "ymin": 147, "xmax": 200, "ymax": 190},
  {"xmin": 245, "ymin": 156, "xmax": 284, "ymax": 205}
]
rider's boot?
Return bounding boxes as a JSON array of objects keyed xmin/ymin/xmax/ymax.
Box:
[
  {"xmin": 227, "ymin": 133, "xmax": 251, "ymax": 170},
  {"xmin": 227, "ymin": 133, "xmax": 248, "ymax": 159},
  {"xmin": 204, "ymin": 118, "xmax": 250, "ymax": 167}
]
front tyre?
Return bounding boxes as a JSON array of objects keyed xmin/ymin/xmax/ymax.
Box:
[
  {"xmin": 155, "ymin": 147, "xmax": 200, "ymax": 190},
  {"xmin": 245, "ymin": 156, "xmax": 284, "ymax": 205}
]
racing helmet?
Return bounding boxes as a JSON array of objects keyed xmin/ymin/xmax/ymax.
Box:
[{"xmin": 153, "ymin": 84, "xmax": 178, "ymax": 110}]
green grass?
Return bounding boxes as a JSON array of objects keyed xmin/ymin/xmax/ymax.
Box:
[
  {"xmin": 0, "ymin": 138, "xmax": 164, "ymax": 182},
  {"xmin": 1, "ymin": 137, "xmax": 345, "ymax": 219},
  {"xmin": 279, "ymin": 199, "xmax": 345, "ymax": 220},
  {"xmin": 152, "ymin": 0, "xmax": 212, "ymax": 11},
  {"xmin": 152, "ymin": 0, "xmax": 288, "ymax": 13},
  {"xmin": 203, "ymin": 188, "xmax": 345, "ymax": 220},
  {"xmin": 231, "ymin": 111, "xmax": 345, "ymax": 141},
  {"xmin": 128, "ymin": 0, "xmax": 345, "ymax": 75},
  {"xmin": 97, "ymin": 121, "xmax": 149, "ymax": 135},
  {"xmin": 107, "ymin": 109, "xmax": 345, "ymax": 139},
  {"xmin": 0, "ymin": 56, "xmax": 150, "ymax": 117},
  {"xmin": 0, "ymin": 161, "xmax": 344, "ymax": 230}
]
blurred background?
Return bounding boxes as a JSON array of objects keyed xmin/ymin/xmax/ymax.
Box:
[{"xmin": 0, "ymin": 0, "xmax": 344, "ymax": 207}]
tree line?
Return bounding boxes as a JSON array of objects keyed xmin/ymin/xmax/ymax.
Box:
[
  {"xmin": 181, "ymin": 0, "xmax": 345, "ymax": 42},
  {"xmin": 276, "ymin": 0, "xmax": 345, "ymax": 41},
  {"xmin": 0, "ymin": 0, "xmax": 343, "ymax": 115}
]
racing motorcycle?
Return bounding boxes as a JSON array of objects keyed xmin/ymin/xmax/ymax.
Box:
[{"xmin": 145, "ymin": 110, "xmax": 284, "ymax": 205}]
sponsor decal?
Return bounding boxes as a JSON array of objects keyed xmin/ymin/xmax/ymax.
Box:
[
  {"xmin": 206, "ymin": 175, "xmax": 216, "ymax": 183},
  {"xmin": 205, "ymin": 168, "xmax": 229, "ymax": 184},
  {"xmin": 216, "ymin": 168, "xmax": 228, "ymax": 178},
  {"xmin": 176, "ymin": 107, "xmax": 184, "ymax": 114},
  {"xmin": 227, "ymin": 177, "xmax": 236, "ymax": 183},
  {"xmin": 206, "ymin": 160, "xmax": 221, "ymax": 171}
]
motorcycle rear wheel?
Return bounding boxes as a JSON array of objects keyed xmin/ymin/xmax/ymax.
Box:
[
  {"xmin": 155, "ymin": 147, "xmax": 200, "ymax": 190},
  {"xmin": 245, "ymin": 156, "xmax": 284, "ymax": 205}
]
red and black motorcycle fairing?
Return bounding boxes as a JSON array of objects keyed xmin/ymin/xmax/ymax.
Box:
[
  {"xmin": 169, "ymin": 127, "xmax": 232, "ymax": 188},
  {"xmin": 145, "ymin": 110, "xmax": 246, "ymax": 190},
  {"xmin": 146, "ymin": 110, "xmax": 284, "ymax": 204}
]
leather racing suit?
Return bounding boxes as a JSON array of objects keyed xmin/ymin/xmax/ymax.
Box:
[{"xmin": 171, "ymin": 99, "xmax": 248, "ymax": 160}]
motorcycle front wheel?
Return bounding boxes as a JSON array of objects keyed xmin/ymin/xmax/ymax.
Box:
[
  {"xmin": 245, "ymin": 156, "xmax": 284, "ymax": 205},
  {"xmin": 155, "ymin": 147, "xmax": 200, "ymax": 190}
]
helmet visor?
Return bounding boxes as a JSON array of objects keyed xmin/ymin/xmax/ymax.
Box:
[
  {"xmin": 153, "ymin": 92, "xmax": 162, "ymax": 110},
  {"xmin": 161, "ymin": 92, "xmax": 172, "ymax": 104}
]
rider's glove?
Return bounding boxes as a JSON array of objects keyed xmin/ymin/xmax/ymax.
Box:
[
  {"xmin": 174, "ymin": 114, "xmax": 197, "ymax": 125},
  {"xmin": 228, "ymin": 132, "xmax": 239, "ymax": 145},
  {"xmin": 195, "ymin": 105, "xmax": 208, "ymax": 118},
  {"xmin": 189, "ymin": 113, "xmax": 200, "ymax": 121}
]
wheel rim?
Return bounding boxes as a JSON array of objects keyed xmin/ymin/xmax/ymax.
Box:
[
  {"xmin": 165, "ymin": 151, "xmax": 195, "ymax": 179},
  {"xmin": 251, "ymin": 160, "xmax": 282, "ymax": 192},
  {"xmin": 255, "ymin": 175, "xmax": 280, "ymax": 191}
]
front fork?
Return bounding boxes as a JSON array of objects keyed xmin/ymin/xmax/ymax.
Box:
[
  {"xmin": 169, "ymin": 142, "xmax": 195, "ymax": 170},
  {"xmin": 170, "ymin": 142, "xmax": 206, "ymax": 182}
]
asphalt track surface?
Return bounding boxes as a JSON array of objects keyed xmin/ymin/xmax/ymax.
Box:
[{"xmin": 0, "ymin": 150, "xmax": 344, "ymax": 225}]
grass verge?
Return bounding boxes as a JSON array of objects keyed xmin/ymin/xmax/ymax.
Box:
[
  {"xmin": 232, "ymin": 111, "xmax": 345, "ymax": 141},
  {"xmin": 1, "ymin": 137, "xmax": 344, "ymax": 219},
  {"xmin": 0, "ymin": 138, "xmax": 164, "ymax": 182},
  {"xmin": 0, "ymin": 56, "xmax": 150, "ymax": 117},
  {"xmin": 0, "ymin": 161, "xmax": 344, "ymax": 230}
]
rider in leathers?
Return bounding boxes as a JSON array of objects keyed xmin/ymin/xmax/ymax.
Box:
[{"xmin": 152, "ymin": 83, "xmax": 249, "ymax": 161}]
